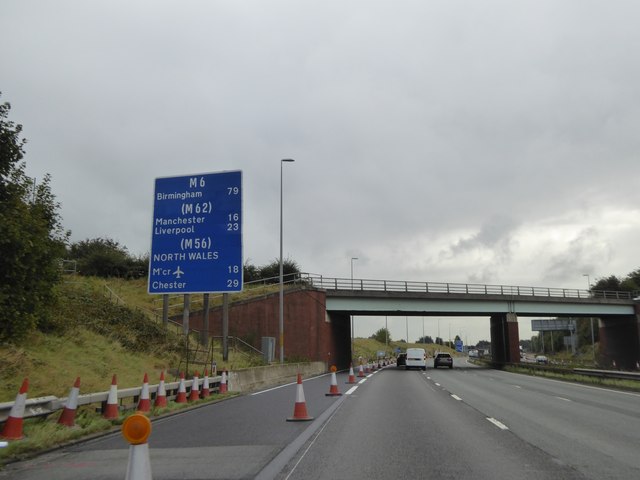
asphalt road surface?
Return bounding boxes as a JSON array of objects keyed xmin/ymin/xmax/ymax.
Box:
[{"xmin": 2, "ymin": 360, "xmax": 639, "ymax": 479}]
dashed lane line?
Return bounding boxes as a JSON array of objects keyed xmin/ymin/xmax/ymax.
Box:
[{"xmin": 487, "ymin": 417, "xmax": 509, "ymax": 430}]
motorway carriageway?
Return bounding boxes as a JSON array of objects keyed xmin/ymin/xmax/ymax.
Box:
[{"xmin": 1, "ymin": 361, "xmax": 639, "ymax": 479}]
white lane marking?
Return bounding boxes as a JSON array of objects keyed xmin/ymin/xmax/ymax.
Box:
[
  {"xmin": 345, "ymin": 386, "xmax": 358, "ymax": 395},
  {"xmin": 513, "ymin": 385, "xmax": 522, "ymax": 389},
  {"xmin": 451, "ymin": 394, "xmax": 462, "ymax": 401},
  {"xmin": 435, "ymin": 383, "xmax": 441, "ymax": 387},
  {"xmin": 251, "ymin": 381, "xmax": 296, "ymax": 395},
  {"xmin": 359, "ymin": 378, "xmax": 367, "ymax": 384},
  {"xmin": 554, "ymin": 396, "xmax": 572, "ymax": 402},
  {"xmin": 487, "ymin": 417, "xmax": 509, "ymax": 430},
  {"xmin": 283, "ymin": 397, "xmax": 343, "ymax": 480}
]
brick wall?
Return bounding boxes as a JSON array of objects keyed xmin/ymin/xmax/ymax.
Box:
[{"xmin": 185, "ymin": 288, "xmax": 352, "ymax": 368}]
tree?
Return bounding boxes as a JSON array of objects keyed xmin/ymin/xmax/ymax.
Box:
[
  {"xmin": 593, "ymin": 275, "xmax": 622, "ymax": 291},
  {"xmin": 243, "ymin": 261, "xmax": 260, "ymax": 283},
  {"xmin": 370, "ymin": 327, "xmax": 391, "ymax": 344},
  {"xmin": 0, "ymin": 95, "xmax": 68, "ymax": 341},
  {"xmin": 417, "ymin": 335, "xmax": 434, "ymax": 344},
  {"xmin": 68, "ymin": 237, "xmax": 131, "ymax": 277},
  {"xmin": 257, "ymin": 258, "xmax": 301, "ymax": 282}
]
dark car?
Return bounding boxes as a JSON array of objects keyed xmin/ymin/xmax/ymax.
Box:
[
  {"xmin": 433, "ymin": 353, "xmax": 453, "ymax": 369},
  {"xmin": 396, "ymin": 353, "xmax": 407, "ymax": 367}
]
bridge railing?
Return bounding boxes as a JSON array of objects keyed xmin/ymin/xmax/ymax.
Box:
[{"xmin": 297, "ymin": 273, "xmax": 638, "ymax": 300}]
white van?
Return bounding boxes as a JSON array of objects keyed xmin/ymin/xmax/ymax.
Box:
[{"xmin": 405, "ymin": 348, "xmax": 427, "ymax": 370}]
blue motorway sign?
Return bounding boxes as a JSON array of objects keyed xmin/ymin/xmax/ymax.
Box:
[
  {"xmin": 148, "ymin": 170, "xmax": 242, "ymax": 294},
  {"xmin": 455, "ymin": 339, "xmax": 464, "ymax": 353}
]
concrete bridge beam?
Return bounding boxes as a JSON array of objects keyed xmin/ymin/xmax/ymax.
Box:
[
  {"xmin": 490, "ymin": 313, "xmax": 520, "ymax": 365},
  {"xmin": 598, "ymin": 304, "xmax": 640, "ymax": 370}
]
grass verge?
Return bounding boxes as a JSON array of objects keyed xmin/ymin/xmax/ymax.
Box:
[
  {"xmin": 0, "ymin": 392, "xmax": 238, "ymax": 465},
  {"xmin": 504, "ymin": 364, "xmax": 640, "ymax": 393}
]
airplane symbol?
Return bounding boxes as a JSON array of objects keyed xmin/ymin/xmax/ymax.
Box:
[{"xmin": 173, "ymin": 266, "xmax": 184, "ymax": 279}]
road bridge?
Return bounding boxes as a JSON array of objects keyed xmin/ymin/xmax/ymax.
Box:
[
  {"xmin": 311, "ymin": 274, "xmax": 639, "ymax": 369},
  {"xmin": 187, "ymin": 274, "xmax": 639, "ymax": 370}
]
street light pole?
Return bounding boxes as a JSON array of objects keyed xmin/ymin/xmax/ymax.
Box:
[
  {"xmin": 583, "ymin": 273, "xmax": 596, "ymax": 364},
  {"xmin": 350, "ymin": 257, "xmax": 358, "ymax": 289},
  {"xmin": 279, "ymin": 158, "xmax": 295, "ymax": 364},
  {"xmin": 350, "ymin": 257, "xmax": 358, "ymax": 361}
]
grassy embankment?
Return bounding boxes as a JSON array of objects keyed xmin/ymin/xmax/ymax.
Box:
[{"xmin": 0, "ymin": 276, "xmax": 271, "ymax": 462}]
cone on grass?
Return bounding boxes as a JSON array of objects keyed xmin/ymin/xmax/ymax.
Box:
[
  {"xmin": 154, "ymin": 371, "xmax": 167, "ymax": 408},
  {"xmin": 1, "ymin": 378, "xmax": 28, "ymax": 440},
  {"xmin": 219, "ymin": 370, "xmax": 228, "ymax": 394},
  {"xmin": 325, "ymin": 370, "xmax": 342, "ymax": 396},
  {"xmin": 201, "ymin": 369, "xmax": 210, "ymax": 398},
  {"xmin": 286, "ymin": 374, "xmax": 314, "ymax": 422},
  {"xmin": 58, "ymin": 377, "xmax": 81, "ymax": 427},
  {"xmin": 175, "ymin": 372, "xmax": 187, "ymax": 403},
  {"xmin": 346, "ymin": 364, "xmax": 357, "ymax": 384},
  {"xmin": 103, "ymin": 374, "xmax": 119, "ymax": 420},
  {"xmin": 189, "ymin": 372, "xmax": 200, "ymax": 402},
  {"xmin": 137, "ymin": 373, "xmax": 151, "ymax": 412}
]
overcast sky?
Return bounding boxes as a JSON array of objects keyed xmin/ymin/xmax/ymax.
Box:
[{"xmin": 2, "ymin": 1, "xmax": 639, "ymax": 344}]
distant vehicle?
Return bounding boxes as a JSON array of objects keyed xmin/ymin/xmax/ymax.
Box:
[
  {"xmin": 405, "ymin": 348, "xmax": 427, "ymax": 370},
  {"xmin": 468, "ymin": 349, "xmax": 479, "ymax": 358},
  {"xmin": 396, "ymin": 353, "xmax": 407, "ymax": 367},
  {"xmin": 535, "ymin": 355, "xmax": 549, "ymax": 364},
  {"xmin": 434, "ymin": 352, "xmax": 453, "ymax": 369}
]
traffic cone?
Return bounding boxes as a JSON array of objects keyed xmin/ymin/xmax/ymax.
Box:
[
  {"xmin": 201, "ymin": 369, "xmax": 210, "ymax": 398},
  {"xmin": 154, "ymin": 371, "xmax": 167, "ymax": 408},
  {"xmin": 286, "ymin": 374, "xmax": 314, "ymax": 422},
  {"xmin": 189, "ymin": 372, "xmax": 200, "ymax": 402},
  {"xmin": 58, "ymin": 377, "xmax": 81, "ymax": 427},
  {"xmin": 175, "ymin": 372, "xmax": 187, "ymax": 403},
  {"xmin": 219, "ymin": 370, "xmax": 228, "ymax": 394},
  {"xmin": 122, "ymin": 413, "xmax": 153, "ymax": 480},
  {"xmin": 137, "ymin": 373, "xmax": 151, "ymax": 412},
  {"xmin": 325, "ymin": 371, "xmax": 342, "ymax": 396},
  {"xmin": 1, "ymin": 378, "xmax": 28, "ymax": 440},
  {"xmin": 103, "ymin": 374, "xmax": 119, "ymax": 420},
  {"xmin": 357, "ymin": 364, "xmax": 365, "ymax": 378},
  {"xmin": 346, "ymin": 364, "xmax": 357, "ymax": 384}
]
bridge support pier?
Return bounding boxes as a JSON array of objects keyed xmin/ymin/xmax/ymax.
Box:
[
  {"xmin": 490, "ymin": 313, "xmax": 520, "ymax": 365},
  {"xmin": 598, "ymin": 307, "xmax": 640, "ymax": 370}
]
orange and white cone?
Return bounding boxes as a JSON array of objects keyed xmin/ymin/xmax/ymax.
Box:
[
  {"xmin": 286, "ymin": 374, "xmax": 314, "ymax": 422},
  {"xmin": 189, "ymin": 372, "xmax": 200, "ymax": 402},
  {"xmin": 1, "ymin": 378, "xmax": 28, "ymax": 440},
  {"xmin": 137, "ymin": 373, "xmax": 151, "ymax": 412},
  {"xmin": 103, "ymin": 374, "xmax": 119, "ymax": 420},
  {"xmin": 175, "ymin": 372, "xmax": 187, "ymax": 403},
  {"xmin": 325, "ymin": 371, "xmax": 342, "ymax": 396},
  {"xmin": 346, "ymin": 364, "xmax": 357, "ymax": 384},
  {"xmin": 219, "ymin": 370, "xmax": 228, "ymax": 394},
  {"xmin": 357, "ymin": 364, "xmax": 365, "ymax": 378},
  {"xmin": 154, "ymin": 371, "xmax": 167, "ymax": 408},
  {"xmin": 201, "ymin": 369, "xmax": 210, "ymax": 398},
  {"xmin": 58, "ymin": 377, "xmax": 81, "ymax": 427}
]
